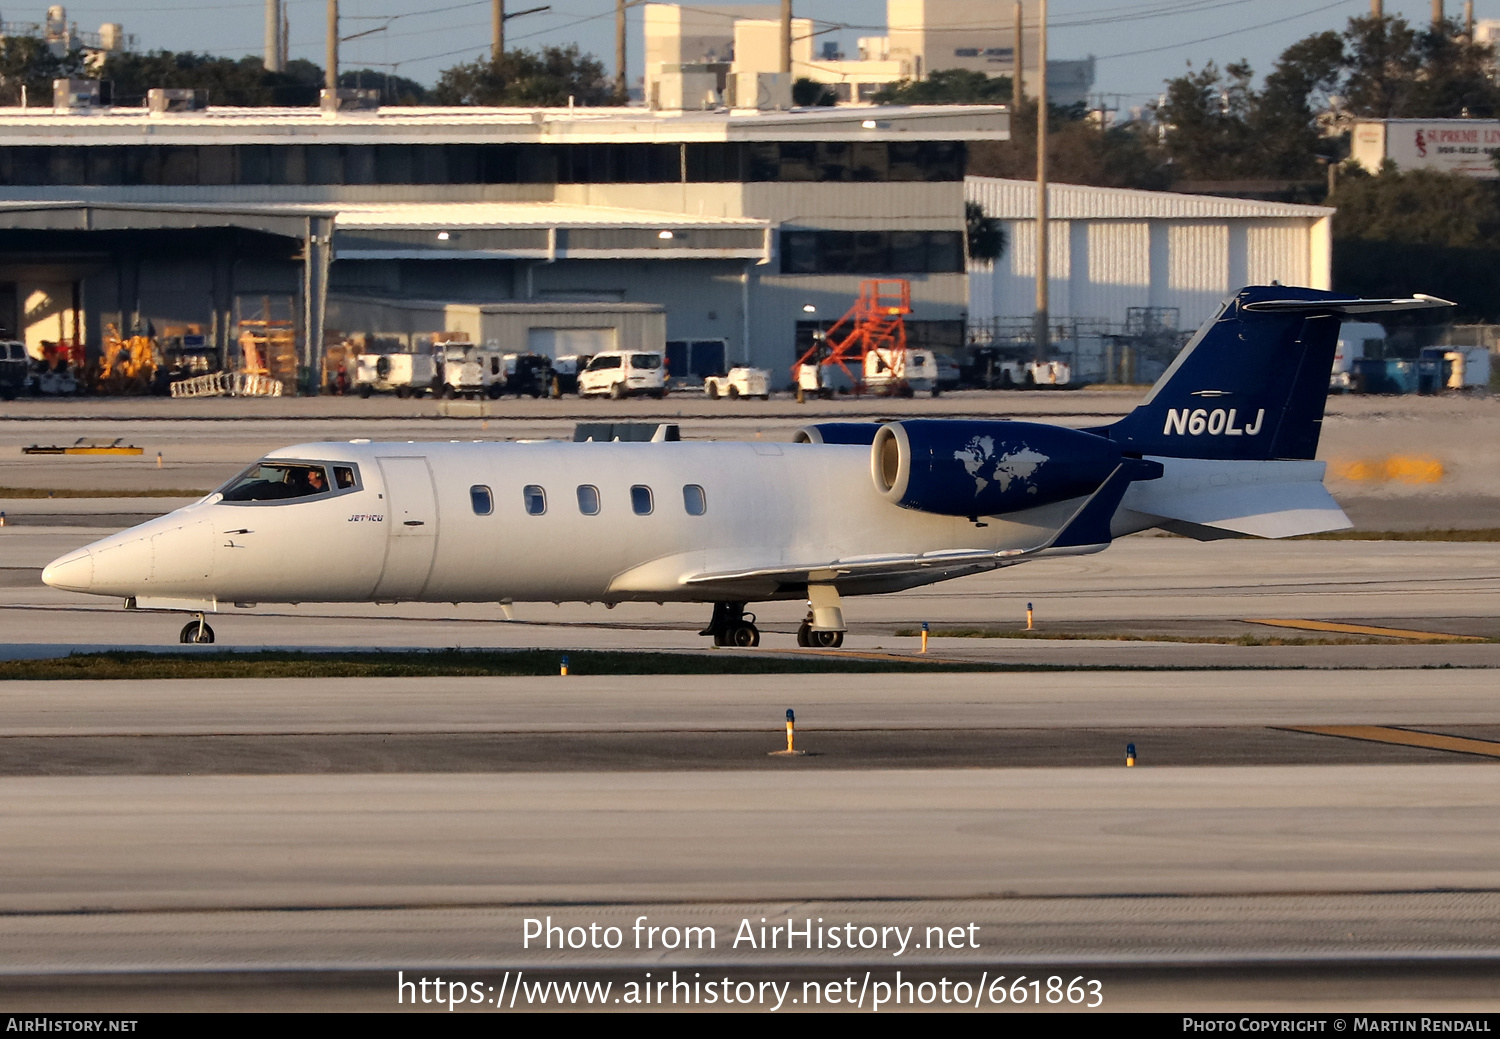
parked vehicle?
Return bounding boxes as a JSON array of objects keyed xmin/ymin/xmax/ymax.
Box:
[
  {"xmin": 0, "ymin": 341, "xmax": 27, "ymax": 400},
  {"xmin": 355, "ymin": 353, "xmax": 438, "ymax": 398},
  {"xmin": 704, "ymin": 366, "xmax": 771, "ymax": 400},
  {"xmin": 500, "ymin": 352, "xmax": 555, "ymax": 398},
  {"xmin": 549, "ymin": 355, "xmax": 585, "ymax": 397},
  {"xmin": 863, "ymin": 347, "xmax": 939, "ymax": 396},
  {"xmin": 577, "ymin": 350, "xmax": 666, "ymax": 399},
  {"xmin": 436, "ymin": 343, "xmax": 506, "ymax": 399}
]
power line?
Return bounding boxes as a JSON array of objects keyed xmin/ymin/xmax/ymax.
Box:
[{"xmin": 1095, "ymin": 0, "xmax": 1356, "ymax": 60}]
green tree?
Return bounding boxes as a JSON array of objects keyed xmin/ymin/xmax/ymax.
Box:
[
  {"xmin": 101, "ymin": 51, "xmax": 323, "ymax": 106},
  {"xmin": 0, "ymin": 36, "xmax": 87, "ymax": 106},
  {"xmin": 434, "ymin": 46, "xmax": 616, "ymax": 106},
  {"xmin": 1154, "ymin": 61, "xmax": 1257, "ymax": 180},
  {"xmin": 968, "ymin": 98, "xmax": 1171, "ymax": 190},
  {"xmin": 340, "ymin": 69, "xmax": 430, "ymax": 105},
  {"xmin": 791, "ymin": 77, "xmax": 836, "ymax": 107},
  {"xmin": 965, "ymin": 201, "xmax": 1006, "ymax": 263},
  {"xmin": 1331, "ymin": 166, "xmax": 1500, "ymax": 319},
  {"xmin": 872, "ymin": 68, "xmax": 1011, "ymax": 105}
]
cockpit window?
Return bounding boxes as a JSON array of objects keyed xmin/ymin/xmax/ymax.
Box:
[
  {"xmin": 220, "ymin": 463, "xmax": 338, "ymax": 502},
  {"xmin": 333, "ymin": 466, "xmax": 356, "ymax": 489}
]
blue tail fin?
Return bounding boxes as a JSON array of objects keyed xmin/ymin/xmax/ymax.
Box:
[{"xmin": 1105, "ymin": 286, "xmax": 1451, "ymax": 461}]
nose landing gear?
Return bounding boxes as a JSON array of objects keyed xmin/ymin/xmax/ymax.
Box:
[
  {"xmin": 796, "ymin": 614, "xmax": 844, "ymax": 648},
  {"xmin": 700, "ymin": 601, "xmax": 759, "ymax": 647},
  {"xmin": 179, "ymin": 613, "xmax": 215, "ymax": 644}
]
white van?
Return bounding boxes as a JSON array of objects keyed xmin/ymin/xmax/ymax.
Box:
[{"xmin": 577, "ymin": 350, "xmax": 666, "ymax": 399}]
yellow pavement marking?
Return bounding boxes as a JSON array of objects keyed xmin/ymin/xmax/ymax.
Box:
[
  {"xmin": 1284, "ymin": 725, "xmax": 1500, "ymax": 759},
  {"xmin": 1247, "ymin": 618, "xmax": 1486, "ymax": 642}
]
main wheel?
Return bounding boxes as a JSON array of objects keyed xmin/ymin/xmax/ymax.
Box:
[
  {"xmin": 179, "ymin": 621, "xmax": 215, "ymax": 644},
  {"xmin": 810, "ymin": 629, "xmax": 843, "ymax": 648},
  {"xmin": 796, "ymin": 622, "xmax": 812, "ymax": 647},
  {"xmin": 731, "ymin": 623, "xmax": 760, "ymax": 647}
]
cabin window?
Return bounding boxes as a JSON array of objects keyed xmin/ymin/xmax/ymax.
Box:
[
  {"xmin": 470, "ymin": 485, "xmax": 493, "ymax": 515},
  {"xmin": 683, "ymin": 484, "xmax": 706, "ymax": 515},
  {"xmin": 523, "ymin": 485, "xmax": 546, "ymax": 515},
  {"xmin": 630, "ymin": 485, "xmax": 653, "ymax": 515},
  {"xmin": 577, "ymin": 485, "xmax": 600, "ymax": 515}
]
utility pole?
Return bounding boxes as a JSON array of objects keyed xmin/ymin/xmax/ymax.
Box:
[
  {"xmin": 326, "ymin": 0, "xmax": 338, "ymax": 92},
  {"xmin": 616, "ymin": 0, "xmax": 626, "ymax": 97},
  {"xmin": 1371, "ymin": 0, "xmax": 1383, "ymax": 17},
  {"xmin": 1432, "ymin": 0, "xmax": 1443, "ymax": 29},
  {"xmin": 1013, "ymin": 1, "xmax": 1023, "ymax": 103},
  {"xmin": 780, "ymin": 0, "xmax": 791, "ymax": 74},
  {"xmin": 493, "ymin": 0, "xmax": 504, "ymax": 61},
  {"xmin": 264, "ymin": 0, "xmax": 283, "ymax": 72},
  {"xmin": 1034, "ymin": 0, "xmax": 1048, "ymax": 363},
  {"xmin": 1464, "ymin": 0, "xmax": 1474, "ymax": 37}
]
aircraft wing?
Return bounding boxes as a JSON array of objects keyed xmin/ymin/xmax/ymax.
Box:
[{"xmin": 682, "ymin": 462, "xmax": 1140, "ymax": 589}]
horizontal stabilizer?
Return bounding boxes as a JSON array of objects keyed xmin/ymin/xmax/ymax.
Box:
[
  {"xmin": 1240, "ymin": 294, "xmax": 1453, "ymax": 316},
  {"xmin": 1121, "ymin": 458, "xmax": 1350, "ymax": 539}
]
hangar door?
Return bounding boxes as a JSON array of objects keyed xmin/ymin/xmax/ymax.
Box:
[{"xmin": 526, "ymin": 327, "xmax": 616, "ymax": 358}]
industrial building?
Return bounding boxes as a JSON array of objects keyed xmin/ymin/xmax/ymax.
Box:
[
  {"xmin": 644, "ymin": 0, "xmax": 1095, "ymax": 108},
  {"xmin": 966, "ymin": 176, "xmax": 1333, "ymax": 333},
  {"xmin": 0, "ymin": 99, "xmax": 1004, "ymax": 388}
]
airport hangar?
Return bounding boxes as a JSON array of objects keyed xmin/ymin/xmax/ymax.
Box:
[
  {"xmin": 965, "ymin": 176, "xmax": 1334, "ymax": 331},
  {"xmin": 0, "ymin": 101, "xmax": 1005, "ymax": 387}
]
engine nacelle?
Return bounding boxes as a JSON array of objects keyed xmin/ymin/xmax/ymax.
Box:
[{"xmin": 871, "ymin": 419, "xmax": 1132, "ymax": 517}]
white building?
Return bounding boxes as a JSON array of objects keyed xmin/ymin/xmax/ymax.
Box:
[
  {"xmin": 645, "ymin": 0, "xmax": 1094, "ymax": 107},
  {"xmin": 966, "ymin": 177, "xmax": 1333, "ymax": 330}
]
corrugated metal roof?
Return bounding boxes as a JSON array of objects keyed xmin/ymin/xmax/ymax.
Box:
[{"xmin": 966, "ymin": 176, "xmax": 1333, "ymax": 220}]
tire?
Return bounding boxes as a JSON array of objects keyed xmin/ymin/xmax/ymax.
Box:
[
  {"xmin": 810, "ymin": 629, "xmax": 843, "ymax": 648},
  {"xmin": 487, "ymin": 385, "xmax": 502, "ymax": 399},
  {"xmin": 358, "ymin": 385, "xmax": 373, "ymax": 399},
  {"xmin": 609, "ymin": 382, "xmax": 624, "ymax": 400},
  {"xmin": 1000, "ymin": 371, "xmax": 1014, "ymax": 389},
  {"xmin": 760, "ymin": 394, "xmax": 770, "ymax": 401},
  {"xmin": 932, "ymin": 387, "xmax": 941, "ymax": 398},
  {"xmin": 179, "ymin": 621, "xmax": 215, "ymax": 645},
  {"xmin": 796, "ymin": 622, "xmax": 812, "ymax": 647},
  {"xmin": 728, "ymin": 385, "xmax": 740, "ymax": 400},
  {"xmin": 652, "ymin": 389, "xmax": 665, "ymax": 400},
  {"xmin": 707, "ymin": 383, "xmax": 719, "ymax": 400},
  {"xmin": 731, "ymin": 623, "xmax": 760, "ymax": 648}
]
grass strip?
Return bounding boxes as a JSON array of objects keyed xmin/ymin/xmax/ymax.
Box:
[
  {"xmin": 0, "ymin": 648, "xmax": 1022, "ymax": 681},
  {"xmin": 891, "ymin": 628, "xmax": 1491, "ymax": 646},
  {"xmin": 1294, "ymin": 528, "xmax": 1500, "ymax": 542},
  {"xmin": 0, "ymin": 488, "xmax": 207, "ymax": 499}
]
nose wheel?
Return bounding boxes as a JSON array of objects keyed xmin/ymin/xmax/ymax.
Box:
[
  {"xmin": 796, "ymin": 619, "xmax": 844, "ymax": 648},
  {"xmin": 179, "ymin": 615, "xmax": 215, "ymax": 644}
]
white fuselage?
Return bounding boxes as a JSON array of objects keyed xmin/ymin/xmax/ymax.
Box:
[{"xmin": 42, "ymin": 439, "xmax": 1105, "ymax": 608}]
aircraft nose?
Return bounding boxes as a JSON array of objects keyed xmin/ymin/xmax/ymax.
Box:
[{"xmin": 42, "ymin": 548, "xmax": 93, "ymax": 592}]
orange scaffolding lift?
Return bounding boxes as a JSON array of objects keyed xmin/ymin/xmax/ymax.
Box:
[{"xmin": 792, "ymin": 279, "xmax": 911, "ymax": 391}]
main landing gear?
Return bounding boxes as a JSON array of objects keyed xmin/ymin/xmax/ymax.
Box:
[
  {"xmin": 179, "ymin": 613, "xmax": 215, "ymax": 644},
  {"xmin": 700, "ymin": 601, "xmax": 760, "ymax": 647}
]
